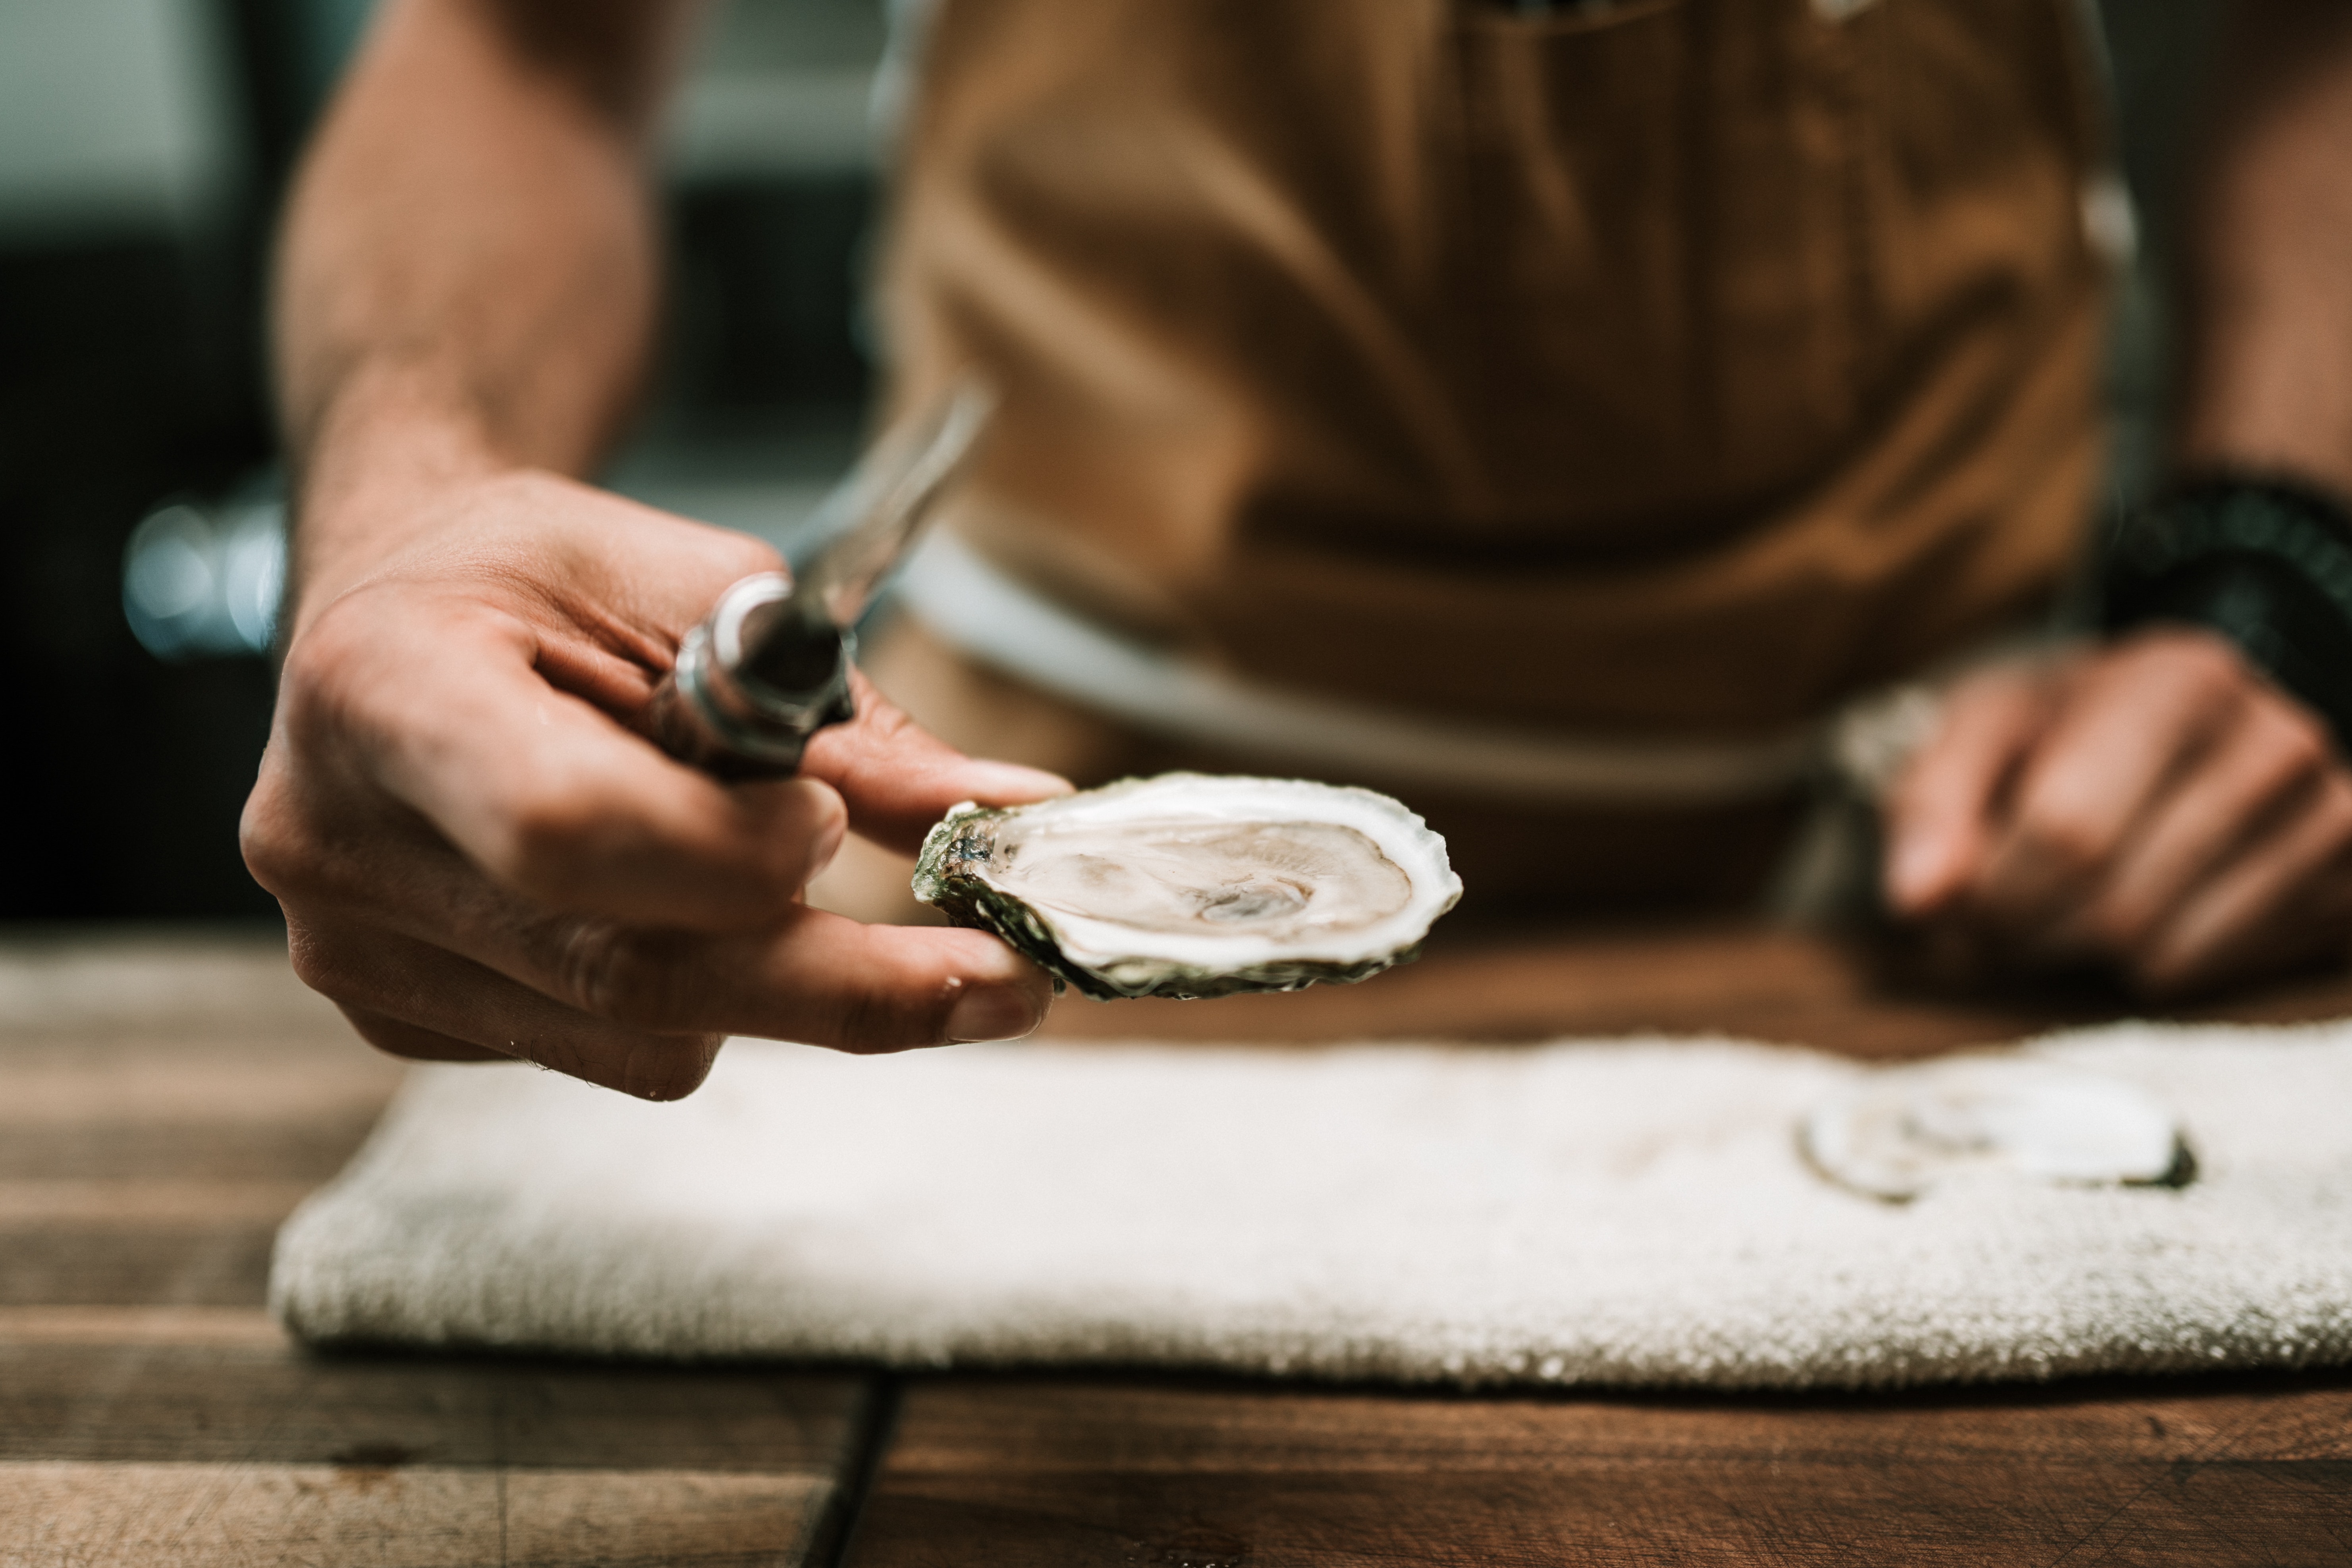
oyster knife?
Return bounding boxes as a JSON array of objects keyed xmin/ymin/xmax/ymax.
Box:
[{"xmin": 645, "ymin": 379, "xmax": 995, "ymax": 779}]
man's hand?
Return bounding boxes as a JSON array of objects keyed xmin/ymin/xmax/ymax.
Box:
[
  {"xmin": 250, "ymin": 0, "xmax": 1067, "ymax": 1099},
  {"xmin": 243, "ymin": 469, "xmax": 1069, "ymax": 1099},
  {"xmin": 1883, "ymin": 629, "xmax": 2352, "ymax": 996}
]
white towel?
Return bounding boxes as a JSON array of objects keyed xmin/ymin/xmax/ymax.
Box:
[{"xmin": 270, "ymin": 1022, "xmax": 2352, "ymax": 1389}]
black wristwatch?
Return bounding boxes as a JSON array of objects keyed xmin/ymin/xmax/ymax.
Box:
[{"xmin": 2099, "ymin": 474, "xmax": 2352, "ymax": 752}]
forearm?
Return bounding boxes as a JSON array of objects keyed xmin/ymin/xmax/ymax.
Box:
[
  {"xmin": 2174, "ymin": 0, "xmax": 2352, "ymax": 493},
  {"xmin": 275, "ymin": 0, "xmax": 696, "ymax": 623}
]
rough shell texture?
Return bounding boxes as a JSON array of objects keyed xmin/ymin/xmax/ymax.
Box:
[{"xmin": 911, "ymin": 772, "xmax": 1461, "ymax": 1000}]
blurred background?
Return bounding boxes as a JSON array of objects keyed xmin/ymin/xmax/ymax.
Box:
[{"xmin": 0, "ymin": 0, "xmax": 2221, "ymax": 923}]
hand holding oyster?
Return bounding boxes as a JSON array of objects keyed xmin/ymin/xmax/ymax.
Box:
[{"xmin": 911, "ymin": 773, "xmax": 1461, "ymax": 999}]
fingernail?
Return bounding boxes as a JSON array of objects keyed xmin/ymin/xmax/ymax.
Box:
[
  {"xmin": 961, "ymin": 762, "xmax": 1075, "ymax": 803},
  {"xmin": 945, "ymin": 982, "xmax": 1043, "ymax": 1043}
]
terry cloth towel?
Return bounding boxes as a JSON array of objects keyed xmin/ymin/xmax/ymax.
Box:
[{"xmin": 270, "ymin": 1022, "xmax": 2352, "ymax": 1391}]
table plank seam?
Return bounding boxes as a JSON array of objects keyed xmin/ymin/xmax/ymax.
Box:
[{"xmin": 821, "ymin": 1376, "xmax": 902, "ymax": 1568}]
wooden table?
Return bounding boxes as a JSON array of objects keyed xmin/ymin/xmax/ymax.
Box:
[{"xmin": 6, "ymin": 928, "xmax": 2350, "ymax": 1566}]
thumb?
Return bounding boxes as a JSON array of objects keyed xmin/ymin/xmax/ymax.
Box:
[{"xmin": 800, "ymin": 668, "xmax": 1072, "ymax": 853}]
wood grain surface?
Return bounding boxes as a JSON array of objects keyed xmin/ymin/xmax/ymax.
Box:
[
  {"xmin": 2, "ymin": 1320, "xmax": 876, "ymax": 1567},
  {"xmin": 846, "ymin": 1375, "xmax": 2352, "ymax": 1567},
  {"xmin": 8, "ymin": 928, "xmax": 2352, "ymax": 1566},
  {"xmin": 0, "ymin": 932, "xmax": 881, "ymax": 1568}
]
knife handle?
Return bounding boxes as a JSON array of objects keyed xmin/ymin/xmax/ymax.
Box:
[{"xmin": 644, "ymin": 572, "xmax": 856, "ymax": 780}]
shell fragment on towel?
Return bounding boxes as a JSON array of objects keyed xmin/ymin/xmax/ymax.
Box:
[
  {"xmin": 911, "ymin": 772, "xmax": 1462, "ymax": 999},
  {"xmin": 1800, "ymin": 1056, "xmax": 2193, "ymax": 1201}
]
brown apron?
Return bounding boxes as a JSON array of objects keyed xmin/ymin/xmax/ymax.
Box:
[{"xmin": 851, "ymin": 0, "xmax": 2111, "ymax": 922}]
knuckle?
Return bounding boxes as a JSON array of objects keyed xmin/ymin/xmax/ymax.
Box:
[
  {"xmin": 2018, "ymin": 805, "xmax": 2109, "ymax": 877},
  {"xmin": 859, "ymin": 692, "xmax": 918, "ymax": 744},
  {"xmin": 237, "ymin": 768, "xmax": 306, "ymax": 899},
  {"xmin": 2256, "ymin": 706, "xmax": 2332, "ymax": 781},
  {"xmin": 284, "ymin": 922, "xmax": 368, "ymax": 1007},
  {"xmin": 488, "ymin": 784, "xmax": 617, "ymax": 901},
  {"xmin": 818, "ymin": 984, "xmax": 936, "ymax": 1055},
  {"xmin": 2129, "ymin": 630, "xmax": 2245, "ymax": 705},
  {"xmin": 827, "ymin": 696, "xmax": 919, "ymax": 781},
  {"xmin": 2258, "ymin": 729, "xmax": 2333, "ymax": 799},
  {"xmin": 235, "ymin": 752, "xmax": 352, "ymax": 908},
  {"xmin": 557, "ymin": 923, "xmax": 697, "ymax": 1030},
  {"xmin": 2316, "ymin": 781, "xmax": 2352, "ymax": 843},
  {"xmin": 238, "ymin": 691, "xmax": 405, "ymax": 909}
]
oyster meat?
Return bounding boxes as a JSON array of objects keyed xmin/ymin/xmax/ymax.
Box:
[
  {"xmin": 1800, "ymin": 1056, "xmax": 2192, "ymax": 1202},
  {"xmin": 911, "ymin": 772, "xmax": 1461, "ymax": 999}
]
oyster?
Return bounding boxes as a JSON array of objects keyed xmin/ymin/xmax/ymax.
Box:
[
  {"xmin": 911, "ymin": 773, "xmax": 1461, "ymax": 999},
  {"xmin": 1800, "ymin": 1056, "xmax": 2193, "ymax": 1202}
]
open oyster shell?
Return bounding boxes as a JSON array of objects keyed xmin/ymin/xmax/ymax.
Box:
[
  {"xmin": 911, "ymin": 773, "xmax": 1462, "ymax": 1000},
  {"xmin": 1800, "ymin": 1056, "xmax": 2194, "ymax": 1202}
]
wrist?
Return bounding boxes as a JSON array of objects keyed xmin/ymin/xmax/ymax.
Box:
[
  {"xmin": 2099, "ymin": 471, "xmax": 2352, "ymax": 750},
  {"xmin": 286, "ymin": 360, "xmax": 521, "ymax": 635}
]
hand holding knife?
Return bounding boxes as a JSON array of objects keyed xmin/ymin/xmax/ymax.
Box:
[{"xmin": 646, "ymin": 380, "xmax": 994, "ymax": 779}]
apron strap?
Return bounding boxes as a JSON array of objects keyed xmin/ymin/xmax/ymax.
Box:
[{"xmin": 895, "ymin": 528, "xmax": 1830, "ymax": 805}]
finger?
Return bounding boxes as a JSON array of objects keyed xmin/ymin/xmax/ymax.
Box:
[
  {"xmin": 2135, "ymin": 769, "xmax": 2352, "ymax": 997},
  {"xmin": 289, "ymin": 917, "xmax": 727, "ymax": 1100},
  {"xmin": 801, "ymin": 668, "xmax": 1072, "ymax": 854},
  {"xmin": 1883, "ymin": 667, "xmax": 2047, "ymax": 916},
  {"xmin": 2055, "ymin": 694, "xmax": 2336, "ymax": 960},
  {"xmin": 519, "ymin": 904, "xmax": 1053, "ymax": 1051},
  {"xmin": 258, "ymin": 779, "xmax": 1051, "ymax": 1051},
  {"xmin": 286, "ymin": 584, "xmax": 848, "ymax": 930},
  {"xmin": 1970, "ymin": 634, "xmax": 2246, "ymax": 933}
]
